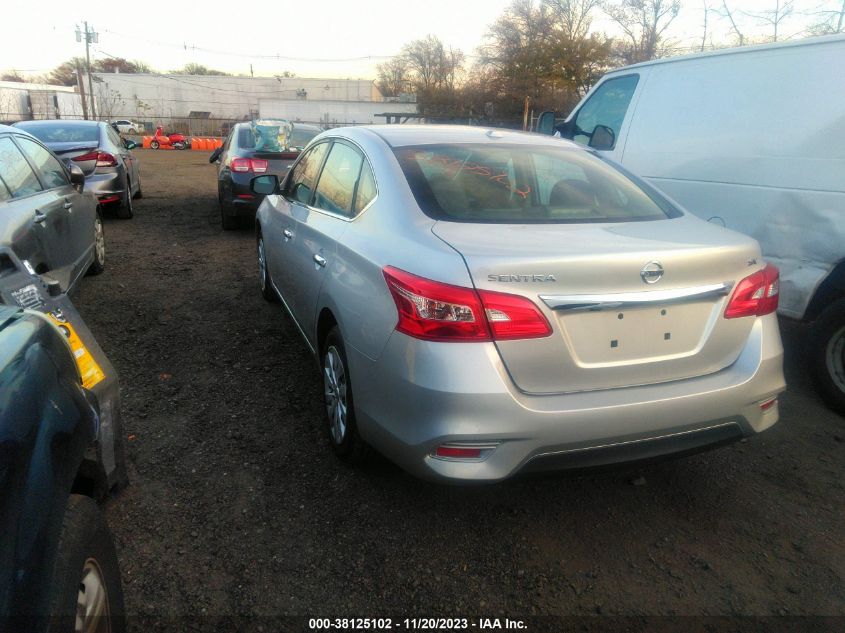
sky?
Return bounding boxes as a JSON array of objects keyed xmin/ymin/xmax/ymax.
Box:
[{"xmin": 1, "ymin": 0, "xmax": 836, "ymax": 80}]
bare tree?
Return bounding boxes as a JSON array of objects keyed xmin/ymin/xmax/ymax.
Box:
[
  {"xmin": 701, "ymin": 0, "xmax": 710, "ymax": 51},
  {"xmin": 603, "ymin": 0, "xmax": 682, "ymax": 63},
  {"xmin": 745, "ymin": 0, "xmax": 795, "ymax": 41},
  {"xmin": 808, "ymin": 0, "xmax": 845, "ymax": 34},
  {"xmin": 717, "ymin": 0, "xmax": 746, "ymax": 45},
  {"xmin": 376, "ymin": 57, "xmax": 411, "ymax": 97},
  {"xmin": 543, "ymin": 0, "xmax": 603, "ymax": 40},
  {"xmin": 402, "ymin": 35, "xmax": 465, "ymax": 92}
]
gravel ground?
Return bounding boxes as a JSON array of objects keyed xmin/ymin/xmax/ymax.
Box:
[{"xmin": 72, "ymin": 150, "xmax": 845, "ymax": 629}]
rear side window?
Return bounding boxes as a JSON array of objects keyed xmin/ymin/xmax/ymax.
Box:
[
  {"xmin": 17, "ymin": 137, "xmax": 68, "ymax": 189},
  {"xmin": 285, "ymin": 142, "xmax": 330, "ymax": 205},
  {"xmin": 237, "ymin": 127, "xmax": 255, "ymax": 149},
  {"xmin": 394, "ymin": 143, "xmax": 677, "ymax": 224},
  {"xmin": 573, "ymin": 74, "xmax": 639, "ymax": 149},
  {"xmin": 353, "ymin": 161, "xmax": 376, "ymax": 215},
  {"xmin": 0, "ymin": 178, "xmax": 9, "ymax": 202},
  {"xmin": 313, "ymin": 142, "xmax": 363, "ymax": 217},
  {"xmin": 0, "ymin": 138, "xmax": 43, "ymax": 198}
]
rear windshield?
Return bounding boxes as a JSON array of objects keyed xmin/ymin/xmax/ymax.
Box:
[
  {"xmin": 15, "ymin": 123, "xmax": 99, "ymax": 144},
  {"xmin": 290, "ymin": 127, "xmax": 319, "ymax": 149},
  {"xmin": 394, "ymin": 144, "xmax": 678, "ymax": 223},
  {"xmin": 238, "ymin": 125, "xmax": 319, "ymax": 151}
]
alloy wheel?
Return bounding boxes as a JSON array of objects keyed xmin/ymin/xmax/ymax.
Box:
[
  {"xmin": 257, "ymin": 237, "xmax": 267, "ymax": 292},
  {"xmin": 324, "ymin": 346, "xmax": 348, "ymax": 444},
  {"xmin": 825, "ymin": 325, "xmax": 845, "ymax": 393},
  {"xmin": 75, "ymin": 558, "xmax": 111, "ymax": 633},
  {"xmin": 94, "ymin": 216, "xmax": 105, "ymax": 266}
]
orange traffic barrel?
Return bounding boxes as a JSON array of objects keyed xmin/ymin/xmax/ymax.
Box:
[{"xmin": 142, "ymin": 136, "xmax": 151, "ymax": 149}]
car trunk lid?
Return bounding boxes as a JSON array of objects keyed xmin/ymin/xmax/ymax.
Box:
[
  {"xmin": 432, "ymin": 216, "xmax": 762, "ymax": 394},
  {"xmin": 46, "ymin": 142, "xmax": 101, "ymax": 175}
]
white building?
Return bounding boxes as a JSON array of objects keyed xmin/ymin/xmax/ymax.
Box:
[
  {"xmin": 0, "ymin": 81, "xmax": 84, "ymax": 123},
  {"xmin": 90, "ymin": 73, "xmax": 415, "ymax": 132}
]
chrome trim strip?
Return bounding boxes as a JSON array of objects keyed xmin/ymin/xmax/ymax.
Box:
[{"xmin": 540, "ymin": 282, "xmax": 733, "ymax": 312}]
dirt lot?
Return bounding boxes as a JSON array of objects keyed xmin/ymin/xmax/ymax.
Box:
[{"xmin": 72, "ymin": 150, "xmax": 844, "ymax": 629}]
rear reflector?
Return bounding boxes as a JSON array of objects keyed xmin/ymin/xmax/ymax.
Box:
[
  {"xmin": 97, "ymin": 195, "xmax": 120, "ymax": 204},
  {"xmin": 383, "ymin": 267, "xmax": 551, "ymax": 342},
  {"xmin": 760, "ymin": 398, "xmax": 777, "ymax": 411},
  {"xmin": 236, "ymin": 194, "xmax": 255, "ymax": 199},
  {"xmin": 724, "ymin": 264, "xmax": 779, "ymax": 319},
  {"xmin": 435, "ymin": 446, "xmax": 483, "ymax": 459}
]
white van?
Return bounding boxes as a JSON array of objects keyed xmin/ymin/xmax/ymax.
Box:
[{"xmin": 539, "ymin": 34, "xmax": 845, "ymax": 414}]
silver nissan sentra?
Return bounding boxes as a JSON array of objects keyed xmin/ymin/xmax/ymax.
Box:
[{"xmin": 252, "ymin": 125, "xmax": 786, "ymax": 483}]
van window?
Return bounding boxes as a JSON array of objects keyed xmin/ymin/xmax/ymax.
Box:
[{"xmin": 573, "ymin": 74, "xmax": 639, "ymax": 149}]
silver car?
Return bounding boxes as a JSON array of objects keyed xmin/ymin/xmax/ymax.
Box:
[{"xmin": 252, "ymin": 126, "xmax": 786, "ymax": 483}]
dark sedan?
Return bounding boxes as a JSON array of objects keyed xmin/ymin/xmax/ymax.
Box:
[
  {"xmin": 13, "ymin": 120, "xmax": 142, "ymax": 219},
  {"xmin": 0, "ymin": 124, "xmax": 105, "ymax": 293},
  {"xmin": 210, "ymin": 120, "xmax": 320, "ymax": 229}
]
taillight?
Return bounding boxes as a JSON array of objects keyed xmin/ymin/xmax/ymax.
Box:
[
  {"xmin": 231, "ymin": 158, "xmax": 268, "ymax": 173},
  {"xmin": 72, "ymin": 151, "xmax": 117, "ymax": 167},
  {"xmin": 724, "ymin": 264, "xmax": 779, "ymax": 319},
  {"xmin": 382, "ymin": 267, "xmax": 552, "ymax": 342},
  {"xmin": 231, "ymin": 157, "xmax": 251, "ymax": 172}
]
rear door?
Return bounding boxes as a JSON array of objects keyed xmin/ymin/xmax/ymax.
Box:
[
  {"xmin": 16, "ymin": 135, "xmax": 96, "ymax": 287},
  {"xmin": 264, "ymin": 140, "xmax": 331, "ymax": 318},
  {"xmin": 0, "ymin": 136, "xmax": 63, "ymax": 278}
]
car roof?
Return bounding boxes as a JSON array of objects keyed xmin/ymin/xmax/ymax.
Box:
[
  {"xmin": 350, "ymin": 124, "xmax": 581, "ymax": 150},
  {"xmin": 0, "ymin": 123, "xmax": 37, "ymax": 138}
]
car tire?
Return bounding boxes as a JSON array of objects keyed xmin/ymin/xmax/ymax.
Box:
[
  {"xmin": 128, "ymin": 128, "xmax": 136, "ymax": 134},
  {"xmin": 46, "ymin": 495, "xmax": 125, "ymax": 633},
  {"xmin": 116, "ymin": 180, "xmax": 134, "ymax": 219},
  {"xmin": 810, "ymin": 298, "xmax": 845, "ymax": 417},
  {"xmin": 150, "ymin": 140, "xmax": 159, "ymax": 150},
  {"xmin": 133, "ymin": 182, "xmax": 143, "ymax": 199},
  {"xmin": 86, "ymin": 211, "xmax": 106, "ymax": 276},
  {"xmin": 322, "ymin": 327, "xmax": 370, "ymax": 464},
  {"xmin": 256, "ymin": 232, "xmax": 278, "ymax": 303}
]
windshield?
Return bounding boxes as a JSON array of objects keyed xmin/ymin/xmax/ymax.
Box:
[
  {"xmin": 15, "ymin": 123, "xmax": 99, "ymax": 144},
  {"xmin": 394, "ymin": 143, "xmax": 678, "ymax": 224}
]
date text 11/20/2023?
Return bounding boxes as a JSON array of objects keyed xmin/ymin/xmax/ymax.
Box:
[{"xmin": 308, "ymin": 618, "xmax": 527, "ymax": 630}]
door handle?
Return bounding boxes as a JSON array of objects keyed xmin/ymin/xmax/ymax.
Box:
[
  {"xmin": 63, "ymin": 200, "xmax": 73, "ymax": 210},
  {"xmin": 283, "ymin": 229, "xmax": 293, "ymax": 240},
  {"xmin": 33, "ymin": 210, "xmax": 47, "ymax": 224},
  {"xmin": 313, "ymin": 254, "xmax": 327, "ymax": 268}
]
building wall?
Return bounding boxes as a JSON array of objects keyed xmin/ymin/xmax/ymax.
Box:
[
  {"xmin": 0, "ymin": 81, "xmax": 79, "ymax": 123},
  {"xmin": 258, "ymin": 99, "xmax": 417, "ymax": 126},
  {"xmin": 91, "ymin": 73, "xmax": 385, "ymax": 122}
]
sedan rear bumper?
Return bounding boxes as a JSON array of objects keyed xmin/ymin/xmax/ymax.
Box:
[
  {"xmin": 85, "ymin": 170, "xmax": 127, "ymax": 202},
  {"xmin": 349, "ymin": 313, "xmax": 785, "ymax": 483}
]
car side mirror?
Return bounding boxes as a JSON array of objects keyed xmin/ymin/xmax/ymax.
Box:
[
  {"xmin": 123, "ymin": 139, "xmax": 137, "ymax": 150},
  {"xmin": 536, "ymin": 111, "xmax": 556, "ymax": 135},
  {"xmin": 69, "ymin": 163, "xmax": 85, "ymax": 192},
  {"xmin": 209, "ymin": 147, "xmax": 223, "ymax": 163},
  {"xmin": 588, "ymin": 124, "xmax": 615, "ymax": 151},
  {"xmin": 251, "ymin": 174, "xmax": 279, "ymax": 195}
]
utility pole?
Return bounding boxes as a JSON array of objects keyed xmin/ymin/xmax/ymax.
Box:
[
  {"xmin": 75, "ymin": 22, "xmax": 98, "ymax": 119},
  {"xmin": 76, "ymin": 60, "xmax": 89, "ymax": 120}
]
